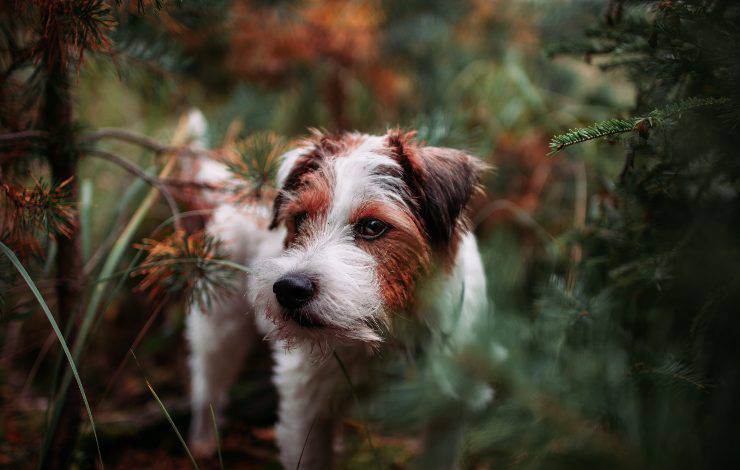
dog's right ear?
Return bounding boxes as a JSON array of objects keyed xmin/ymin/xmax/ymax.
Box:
[
  {"xmin": 269, "ymin": 131, "xmax": 342, "ymax": 229},
  {"xmin": 275, "ymin": 147, "xmax": 309, "ymax": 189},
  {"xmin": 270, "ymin": 139, "xmax": 329, "ymax": 230},
  {"xmin": 270, "ymin": 147, "xmax": 310, "ymax": 230}
]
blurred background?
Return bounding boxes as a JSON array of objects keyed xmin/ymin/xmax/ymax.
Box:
[{"xmin": 2, "ymin": 0, "xmax": 740, "ymax": 468}]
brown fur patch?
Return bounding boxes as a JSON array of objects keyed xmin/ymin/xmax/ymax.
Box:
[
  {"xmin": 351, "ymin": 201, "xmax": 430, "ymax": 312},
  {"xmin": 385, "ymin": 130, "xmax": 485, "ymax": 268},
  {"xmin": 270, "ymin": 131, "xmax": 370, "ymax": 229},
  {"xmin": 280, "ymin": 172, "xmax": 333, "ymax": 247}
]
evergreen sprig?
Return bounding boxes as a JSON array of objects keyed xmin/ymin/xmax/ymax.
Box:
[
  {"xmin": 1, "ymin": 177, "xmax": 76, "ymax": 253},
  {"xmin": 132, "ymin": 230, "xmax": 239, "ymax": 310},
  {"xmin": 224, "ymin": 131, "xmax": 288, "ymax": 197},
  {"xmin": 549, "ymin": 97, "xmax": 727, "ymax": 155},
  {"xmin": 548, "ymin": 117, "xmax": 640, "ymax": 156}
]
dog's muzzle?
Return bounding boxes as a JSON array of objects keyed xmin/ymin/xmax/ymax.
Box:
[
  {"xmin": 272, "ymin": 273, "xmax": 325, "ymax": 328},
  {"xmin": 273, "ymin": 273, "xmax": 315, "ymax": 309}
]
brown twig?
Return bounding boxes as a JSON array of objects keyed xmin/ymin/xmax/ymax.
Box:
[
  {"xmin": 81, "ymin": 128, "xmax": 208, "ymax": 157},
  {"xmin": 159, "ymin": 177, "xmax": 226, "ymax": 192},
  {"xmin": 0, "ymin": 130, "xmax": 49, "ymax": 143},
  {"xmin": 0, "ymin": 128, "xmax": 215, "ymax": 163},
  {"xmin": 86, "ymin": 149, "xmax": 183, "ymax": 230}
]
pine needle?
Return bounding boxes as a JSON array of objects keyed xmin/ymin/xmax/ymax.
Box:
[
  {"xmin": 209, "ymin": 403, "xmax": 224, "ymax": 470},
  {"xmin": 332, "ymin": 350, "xmax": 382, "ymax": 469}
]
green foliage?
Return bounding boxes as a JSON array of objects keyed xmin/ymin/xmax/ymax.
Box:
[
  {"xmin": 549, "ymin": 97, "xmax": 728, "ymax": 155},
  {"xmin": 359, "ymin": 2, "xmax": 740, "ymax": 469},
  {"xmin": 4, "ymin": 0, "xmax": 740, "ymax": 468},
  {"xmin": 549, "ymin": 117, "xmax": 640, "ymax": 155},
  {"xmin": 225, "ymin": 131, "xmax": 289, "ymax": 196}
]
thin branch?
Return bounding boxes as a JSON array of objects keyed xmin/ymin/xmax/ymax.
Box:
[
  {"xmin": 159, "ymin": 177, "xmax": 226, "ymax": 192},
  {"xmin": 81, "ymin": 128, "xmax": 207, "ymax": 157},
  {"xmin": 0, "ymin": 130, "xmax": 49, "ymax": 143},
  {"xmin": 86, "ymin": 149, "xmax": 183, "ymax": 230}
]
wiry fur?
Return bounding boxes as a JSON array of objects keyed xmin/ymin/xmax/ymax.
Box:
[
  {"xmin": 184, "ymin": 122, "xmax": 489, "ymax": 468},
  {"xmin": 251, "ymin": 223, "xmax": 385, "ymax": 348}
]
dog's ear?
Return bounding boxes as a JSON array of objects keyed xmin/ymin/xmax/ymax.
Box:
[
  {"xmin": 388, "ymin": 131, "xmax": 486, "ymax": 247},
  {"xmin": 269, "ymin": 134, "xmax": 334, "ymax": 229},
  {"xmin": 270, "ymin": 131, "xmax": 345, "ymax": 229},
  {"xmin": 270, "ymin": 147, "xmax": 314, "ymax": 229}
]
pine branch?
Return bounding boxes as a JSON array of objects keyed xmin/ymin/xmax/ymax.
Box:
[
  {"xmin": 549, "ymin": 97, "xmax": 728, "ymax": 155},
  {"xmin": 648, "ymin": 97, "xmax": 729, "ymax": 121},
  {"xmin": 224, "ymin": 132, "xmax": 287, "ymax": 197},
  {"xmin": 158, "ymin": 177, "xmax": 225, "ymax": 192},
  {"xmin": 132, "ymin": 231, "xmax": 240, "ymax": 310},
  {"xmin": 549, "ymin": 117, "xmax": 640, "ymax": 156},
  {"xmin": 1, "ymin": 178, "xmax": 76, "ymax": 254},
  {"xmin": 0, "ymin": 128, "xmax": 210, "ymax": 164}
]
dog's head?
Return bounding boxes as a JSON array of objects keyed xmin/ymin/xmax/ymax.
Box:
[{"xmin": 251, "ymin": 130, "xmax": 485, "ymax": 348}]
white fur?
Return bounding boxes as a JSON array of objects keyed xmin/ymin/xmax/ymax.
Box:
[
  {"xmin": 328, "ymin": 136, "xmax": 408, "ymax": 221},
  {"xmin": 250, "ymin": 138, "xmax": 411, "ymax": 347},
  {"xmin": 276, "ymin": 147, "xmax": 310, "ymax": 187},
  {"xmin": 185, "ymin": 131, "xmax": 489, "ymax": 467},
  {"xmin": 251, "ymin": 223, "xmax": 384, "ymax": 347}
]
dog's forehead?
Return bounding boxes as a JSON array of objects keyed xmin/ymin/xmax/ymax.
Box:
[
  {"xmin": 279, "ymin": 133, "xmax": 406, "ymax": 219},
  {"xmin": 327, "ymin": 135, "xmax": 405, "ymax": 221}
]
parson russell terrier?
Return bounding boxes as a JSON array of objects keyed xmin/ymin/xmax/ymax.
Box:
[{"xmin": 184, "ymin": 112, "xmax": 489, "ymax": 468}]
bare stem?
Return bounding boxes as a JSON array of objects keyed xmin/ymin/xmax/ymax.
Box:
[
  {"xmin": 0, "ymin": 129, "xmax": 49, "ymax": 142},
  {"xmin": 87, "ymin": 149, "xmax": 183, "ymax": 231},
  {"xmin": 159, "ymin": 177, "xmax": 226, "ymax": 192},
  {"xmin": 81, "ymin": 128, "xmax": 208, "ymax": 157}
]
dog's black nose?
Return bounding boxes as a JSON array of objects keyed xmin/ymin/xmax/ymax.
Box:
[{"xmin": 273, "ymin": 273, "xmax": 315, "ymax": 309}]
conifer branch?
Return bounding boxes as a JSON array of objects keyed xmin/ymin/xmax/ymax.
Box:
[
  {"xmin": 549, "ymin": 97, "xmax": 728, "ymax": 155},
  {"xmin": 0, "ymin": 128, "xmax": 209, "ymax": 161},
  {"xmin": 158, "ymin": 178, "xmax": 225, "ymax": 192},
  {"xmin": 549, "ymin": 118, "xmax": 640, "ymax": 156},
  {"xmin": 1, "ymin": 178, "xmax": 76, "ymax": 253}
]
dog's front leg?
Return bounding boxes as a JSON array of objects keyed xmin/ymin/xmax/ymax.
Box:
[
  {"xmin": 272, "ymin": 343, "xmax": 345, "ymax": 469},
  {"xmin": 186, "ymin": 296, "xmax": 257, "ymax": 458}
]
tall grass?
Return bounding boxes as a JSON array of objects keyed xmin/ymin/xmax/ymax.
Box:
[
  {"xmin": 41, "ymin": 116, "xmax": 191, "ymax": 465},
  {"xmin": 131, "ymin": 349, "xmax": 200, "ymax": 469},
  {"xmin": 0, "ymin": 241, "xmax": 103, "ymax": 467}
]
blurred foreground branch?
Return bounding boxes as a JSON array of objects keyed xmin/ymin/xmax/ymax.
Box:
[{"xmin": 86, "ymin": 149, "xmax": 183, "ymax": 231}]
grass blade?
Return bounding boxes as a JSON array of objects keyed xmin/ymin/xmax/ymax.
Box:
[
  {"xmin": 0, "ymin": 241, "xmax": 103, "ymax": 468},
  {"xmin": 209, "ymin": 403, "xmax": 224, "ymax": 470},
  {"xmin": 296, "ymin": 414, "xmax": 317, "ymax": 470},
  {"xmin": 131, "ymin": 350, "xmax": 200, "ymax": 469},
  {"xmin": 43, "ymin": 116, "xmax": 195, "ymax": 463},
  {"xmin": 80, "ymin": 178, "xmax": 93, "ymax": 262},
  {"xmin": 332, "ymin": 350, "xmax": 381, "ymax": 469}
]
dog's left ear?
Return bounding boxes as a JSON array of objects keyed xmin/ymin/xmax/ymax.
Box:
[{"xmin": 388, "ymin": 131, "xmax": 487, "ymax": 247}]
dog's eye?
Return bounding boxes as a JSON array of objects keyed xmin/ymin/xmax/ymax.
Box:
[
  {"xmin": 355, "ymin": 218, "xmax": 389, "ymax": 240},
  {"xmin": 293, "ymin": 212, "xmax": 308, "ymax": 232}
]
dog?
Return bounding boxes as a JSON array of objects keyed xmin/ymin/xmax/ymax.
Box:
[{"xmin": 184, "ymin": 112, "xmax": 489, "ymax": 468}]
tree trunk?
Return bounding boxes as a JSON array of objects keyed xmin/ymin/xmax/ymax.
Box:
[{"xmin": 42, "ymin": 39, "xmax": 84, "ymax": 470}]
